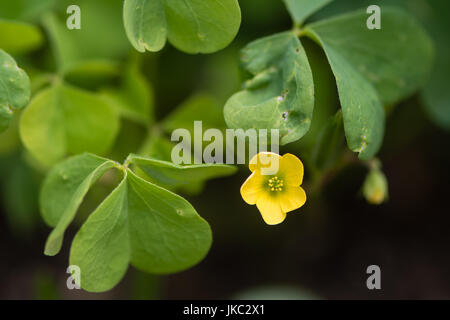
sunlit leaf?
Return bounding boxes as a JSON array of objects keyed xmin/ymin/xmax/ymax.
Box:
[{"xmin": 20, "ymin": 82, "xmax": 120, "ymax": 165}]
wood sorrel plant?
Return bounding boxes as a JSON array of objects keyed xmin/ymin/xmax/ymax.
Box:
[{"xmin": 0, "ymin": 0, "xmax": 437, "ymax": 292}]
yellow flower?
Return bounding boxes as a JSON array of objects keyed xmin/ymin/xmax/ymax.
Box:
[{"xmin": 240, "ymin": 152, "xmax": 307, "ymax": 225}]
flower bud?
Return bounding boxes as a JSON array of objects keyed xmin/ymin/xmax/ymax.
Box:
[{"xmin": 362, "ymin": 169, "xmax": 389, "ymax": 205}]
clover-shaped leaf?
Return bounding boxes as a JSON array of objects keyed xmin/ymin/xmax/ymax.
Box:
[
  {"xmin": 224, "ymin": 32, "xmax": 315, "ymax": 145},
  {"xmin": 123, "ymin": 0, "xmax": 241, "ymax": 54},
  {"xmin": 42, "ymin": 153, "xmax": 236, "ymax": 292},
  {"xmin": 0, "ymin": 49, "xmax": 30, "ymax": 133}
]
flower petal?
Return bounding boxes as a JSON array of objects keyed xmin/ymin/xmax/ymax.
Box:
[
  {"xmin": 256, "ymin": 194, "xmax": 286, "ymax": 225},
  {"xmin": 279, "ymin": 153, "xmax": 304, "ymax": 186},
  {"xmin": 249, "ymin": 152, "xmax": 281, "ymax": 175},
  {"xmin": 240, "ymin": 171, "xmax": 265, "ymax": 205},
  {"xmin": 279, "ymin": 186, "xmax": 307, "ymax": 213}
]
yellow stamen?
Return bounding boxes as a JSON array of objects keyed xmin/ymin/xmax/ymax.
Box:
[{"xmin": 268, "ymin": 176, "xmax": 284, "ymax": 192}]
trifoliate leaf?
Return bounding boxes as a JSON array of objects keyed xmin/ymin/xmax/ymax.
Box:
[{"xmin": 42, "ymin": 153, "xmax": 225, "ymax": 291}]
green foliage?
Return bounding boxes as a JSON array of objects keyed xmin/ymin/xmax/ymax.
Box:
[
  {"xmin": 41, "ymin": 153, "xmax": 235, "ymax": 291},
  {"xmin": 162, "ymin": 94, "xmax": 226, "ymax": 134},
  {"xmin": 40, "ymin": 153, "xmax": 116, "ymax": 255},
  {"xmin": 70, "ymin": 178, "xmax": 129, "ymax": 292},
  {"xmin": 0, "ymin": 0, "xmax": 57, "ymax": 22},
  {"xmin": 43, "ymin": 0, "xmax": 129, "ymax": 73},
  {"xmin": 20, "ymin": 82, "xmax": 120, "ymax": 165},
  {"xmin": 100, "ymin": 61, "xmax": 154, "ymax": 124},
  {"xmin": 283, "ymin": 0, "xmax": 333, "ymax": 25},
  {"xmin": 225, "ymin": 3, "xmax": 433, "ymax": 160},
  {"xmin": 123, "ymin": 0, "xmax": 241, "ymax": 54},
  {"xmin": 0, "ymin": 0, "xmax": 441, "ymax": 295},
  {"xmin": 419, "ymin": 1, "xmax": 450, "ymax": 130},
  {"xmin": 130, "ymin": 153, "xmax": 237, "ymax": 190},
  {"xmin": 0, "ymin": 49, "xmax": 30, "ymax": 133},
  {"xmin": 224, "ymin": 32, "xmax": 315, "ymax": 145},
  {"xmin": 0, "ymin": 20, "xmax": 43, "ymax": 54},
  {"xmin": 304, "ymin": 7, "xmax": 432, "ymax": 159},
  {"xmin": 304, "ymin": 8, "xmax": 433, "ymax": 106}
]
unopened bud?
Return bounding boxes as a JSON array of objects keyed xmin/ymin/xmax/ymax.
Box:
[{"xmin": 362, "ymin": 169, "xmax": 389, "ymax": 205}]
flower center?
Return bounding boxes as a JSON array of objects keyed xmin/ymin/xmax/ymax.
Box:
[{"xmin": 268, "ymin": 176, "xmax": 284, "ymax": 192}]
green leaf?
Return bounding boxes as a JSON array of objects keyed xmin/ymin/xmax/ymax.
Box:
[
  {"xmin": 41, "ymin": 153, "xmax": 116, "ymax": 256},
  {"xmin": 42, "ymin": 153, "xmax": 216, "ymax": 291},
  {"xmin": 101, "ymin": 62, "xmax": 154, "ymax": 124},
  {"xmin": 64, "ymin": 60, "xmax": 121, "ymax": 90},
  {"xmin": 0, "ymin": 0, "xmax": 57, "ymax": 23},
  {"xmin": 305, "ymin": 33, "xmax": 384, "ymax": 159},
  {"xmin": 129, "ymin": 154, "xmax": 237, "ymax": 190},
  {"xmin": 0, "ymin": 19, "xmax": 43, "ymax": 54},
  {"xmin": 123, "ymin": 0, "xmax": 241, "ymax": 54},
  {"xmin": 0, "ymin": 49, "xmax": 30, "ymax": 133},
  {"xmin": 304, "ymin": 7, "xmax": 434, "ymax": 106},
  {"xmin": 43, "ymin": 0, "xmax": 129, "ymax": 73},
  {"xmin": 20, "ymin": 82, "xmax": 120, "ymax": 165},
  {"xmin": 70, "ymin": 178, "xmax": 129, "ymax": 292},
  {"xmin": 126, "ymin": 169, "xmax": 212, "ymax": 274},
  {"xmin": 283, "ymin": 0, "xmax": 333, "ymax": 25},
  {"xmin": 304, "ymin": 7, "xmax": 433, "ymax": 158},
  {"xmin": 224, "ymin": 32, "xmax": 314, "ymax": 145}
]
